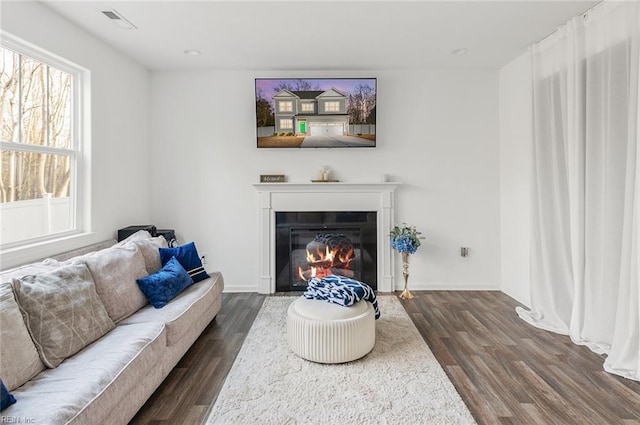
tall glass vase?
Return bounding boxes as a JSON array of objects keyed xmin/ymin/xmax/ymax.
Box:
[{"xmin": 399, "ymin": 252, "xmax": 414, "ymax": 299}]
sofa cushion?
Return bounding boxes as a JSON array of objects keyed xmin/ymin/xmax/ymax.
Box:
[
  {"xmin": 116, "ymin": 236, "xmax": 168, "ymax": 275},
  {"xmin": 10, "ymin": 264, "xmax": 115, "ymax": 368},
  {"xmin": 122, "ymin": 271, "xmax": 224, "ymax": 346},
  {"xmin": 0, "ymin": 262, "xmax": 57, "ymax": 285},
  {"xmin": 119, "ymin": 229, "xmax": 153, "ymax": 242},
  {"xmin": 137, "ymin": 236, "xmax": 169, "ymax": 274},
  {"xmin": 2, "ymin": 322, "xmax": 166, "ymax": 424},
  {"xmin": 136, "ymin": 256, "xmax": 193, "ymax": 308},
  {"xmin": 159, "ymin": 241, "xmax": 209, "ymax": 283},
  {"xmin": 80, "ymin": 244, "xmax": 148, "ymax": 323},
  {"xmin": 0, "ymin": 283, "xmax": 45, "ymax": 391},
  {"xmin": 0, "ymin": 262, "xmax": 57, "ymax": 390},
  {"xmin": 44, "ymin": 239, "xmax": 117, "ymax": 263}
]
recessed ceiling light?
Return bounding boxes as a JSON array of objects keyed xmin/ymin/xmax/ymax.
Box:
[
  {"xmin": 184, "ymin": 49, "xmax": 202, "ymax": 56},
  {"xmin": 451, "ymin": 48, "xmax": 469, "ymax": 56}
]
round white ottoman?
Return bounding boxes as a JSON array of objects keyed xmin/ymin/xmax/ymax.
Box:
[{"xmin": 287, "ymin": 297, "xmax": 375, "ymax": 364}]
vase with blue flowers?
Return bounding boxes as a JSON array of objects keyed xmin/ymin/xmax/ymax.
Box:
[{"xmin": 390, "ymin": 223, "xmax": 424, "ymax": 299}]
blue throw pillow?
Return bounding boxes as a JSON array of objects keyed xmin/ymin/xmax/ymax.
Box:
[
  {"xmin": 136, "ymin": 256, "xmax": 193, "ymax": 308},
  {"xmin": 1, "ymin": 380, "xmax": 16, "ymax": 411},
  {"xmin": 159, "ymin": 241, "xmax": 210, "ymax": 283}
]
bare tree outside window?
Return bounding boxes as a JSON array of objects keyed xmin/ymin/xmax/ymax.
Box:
[
  {"xmin": 0, "ymin": 47, "xmax": 72, "ymax": 203},
  {"xmin": 0, "ymin": 40, "xmax": 81, "ymax": 247}
]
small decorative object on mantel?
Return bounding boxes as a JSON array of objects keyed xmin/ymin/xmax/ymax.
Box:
[
  {"xmin": 389, "ymin": 223, "xmax": 425, "ymax": 299},
  {"xmin": 311, "ymin": 166, "xmax": 339, "ymax": 182},
  {"xmin": 260, "ymin": 174, "xmax": 286, "ymax": 183}
]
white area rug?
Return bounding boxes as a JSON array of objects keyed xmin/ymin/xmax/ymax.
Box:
[{"xmin": 205, "ymin": 296, "xmax": 476, "ymax": 425}]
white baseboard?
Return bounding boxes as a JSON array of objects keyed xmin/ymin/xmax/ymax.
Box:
[
  {"xmin": 500, "ymin": 287, "xmax": 530, "ymax": 307},
  {"xmin": 222, "ymin": 282, "xmax": 501, "ymax": 294},
  {"xmin": 390, "ymin": 282, "xmax": 501, "ymax": 292}
]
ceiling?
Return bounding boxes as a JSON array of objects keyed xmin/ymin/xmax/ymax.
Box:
[{"xmin": 39, "ymin": 0, "xmax": 600, "ymax": 71}]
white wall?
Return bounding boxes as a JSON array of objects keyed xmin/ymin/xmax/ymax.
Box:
[
  {"xmin": 1, "ymin": 2, "xmax": 151, "ymax": 268},
  {"xmin": 1, "ymin": 3, "xmax": 504, "ymax": 291},
  {"xmin": 499, "ymin": 52, "xmax": 532, "ymax": 307},
  {"xmin": 149, "ymin": 69, "xmax": 502, "ymax": 292}
]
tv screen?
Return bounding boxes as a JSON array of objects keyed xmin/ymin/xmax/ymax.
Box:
[{"xmin": 255, "ymin": 78, "xmax": 377, "ymax": 148}]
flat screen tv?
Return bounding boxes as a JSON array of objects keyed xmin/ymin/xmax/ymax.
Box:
[{"xmin": 255, "ymin": 78, "xmax": 376, "ymax": 148}]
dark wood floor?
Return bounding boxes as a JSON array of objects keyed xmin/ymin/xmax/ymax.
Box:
[
  {"xmin": 400, "ymin": 291, "xmax": 640, "ymax": 425},
  {"xmin": 130, "ymin": 291, "xmax": 640, "ymax": 425},
  {"xmin": 129, "ymin": 293, "xmax": 266, "ymax": 425}
]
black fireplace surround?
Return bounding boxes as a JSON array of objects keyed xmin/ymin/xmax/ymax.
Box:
[{"xmin": 275, "ymin": 211, "xmax": 377, "ymax": 292}]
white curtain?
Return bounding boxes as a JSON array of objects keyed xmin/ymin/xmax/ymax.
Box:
[{"xmin": 517, "ymin": 1, "xmax": 640, "ymax": 380}]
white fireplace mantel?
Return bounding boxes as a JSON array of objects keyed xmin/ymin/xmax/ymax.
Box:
[{"xmin": 253, "ymin": 182, "xmax": 401, "ymax": 294}]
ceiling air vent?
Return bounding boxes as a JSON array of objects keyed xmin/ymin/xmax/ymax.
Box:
[{"xmin": 101, "ymin": 9, "xmax": 137, "ymax": 30}]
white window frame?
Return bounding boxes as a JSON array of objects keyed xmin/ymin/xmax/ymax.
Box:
[
  {"xmin": 279, "ymin": 118, "xmax": 293, "ymax": 130},
  {"xmin": 0, "ymin": 31, "xmax": 91, "ymax": 252},
  {"xmin": 278, "ymin": 101, "xmax": 293, "ymax": 112},
  {"xmin": 301, "ymin": 103, "xmax": 314, "ymax": 112},
  {"xmin": 324, "ymin": 101, "xmax": 340, "ymax": 112}
]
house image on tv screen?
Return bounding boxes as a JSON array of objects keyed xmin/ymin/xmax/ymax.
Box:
[
  {"xmin": 255, "ymin": 78, "xmax": 376, "ymax": 148},
  {"xmin": 273, "ymin": 88, "xmax": 349, "ymax": 137}
]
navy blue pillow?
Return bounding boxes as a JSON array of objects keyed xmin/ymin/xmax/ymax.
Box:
[
  {"xmin": 159, "ymin": 241, "xmax": 210, "ymax": 283},
  {"xmin": 1, "ymin": 380, "xmax": 16, "ymax": 411},
  {"xmin": 136, "ymin": 256, "xmax": 193, "ymax": 308}
]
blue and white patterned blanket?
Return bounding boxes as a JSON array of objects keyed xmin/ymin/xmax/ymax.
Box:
[{"xmin": 303, "ymin": 275, "xmax": 380, "ymax": 319}]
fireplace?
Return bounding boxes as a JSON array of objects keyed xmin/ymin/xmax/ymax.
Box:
[
  {"xmin": 275, "ymin": 212, "xmax": 377, "ymax": 292},
  {"xmin": 253, "ymin": 182, "xmax": 400, "ymax": 294}
]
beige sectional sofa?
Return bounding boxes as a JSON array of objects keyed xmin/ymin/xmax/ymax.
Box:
[{"xmin": 0, "ymin": 231, "xmax": 224, "ymax": 424}]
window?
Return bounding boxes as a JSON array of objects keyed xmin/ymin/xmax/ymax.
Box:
[
  {"xmin": 279, "ymin": 119, "xmax": 293, "ymax": 130},
  {"xmin": 278, "ymin": 101, "xmax": 293, "ymax": 112},
  {"xmin": 301, "ymin": 103, "xmax": 314, "ymax": 112},
  {"xmin": 324, "ymin": 101, "xmax": 339, "ymax": 112},
  {"xmin": 0, "ymin": 34, "xmax": 87, "ymax": 248}
]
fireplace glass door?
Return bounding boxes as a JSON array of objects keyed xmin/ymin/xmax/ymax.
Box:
[{"xmin": 275, "ymin": 212, "xmax": 377, "ymax": 292}]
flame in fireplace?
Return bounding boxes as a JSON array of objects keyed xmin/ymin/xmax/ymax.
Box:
[
  {"xmin": 298, "ymin": 236, "xmax": 354, "ymax": 281},
  {"xmin": 306, "ymin": 245, "xmax": 335, "ymax": 265}
]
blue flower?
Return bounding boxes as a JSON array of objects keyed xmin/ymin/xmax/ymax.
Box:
[{"xmin": 389, "ymin": 223, "xmax": 424, "ymax": 254}]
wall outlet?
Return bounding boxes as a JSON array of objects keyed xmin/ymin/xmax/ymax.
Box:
[
  {"xmin": 460, "ymin": 247, "xmax": 469, "ymax": 257},
  {"xmin": 200, "ymin": 254, "xmax": 208, "ymax": 265}
]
